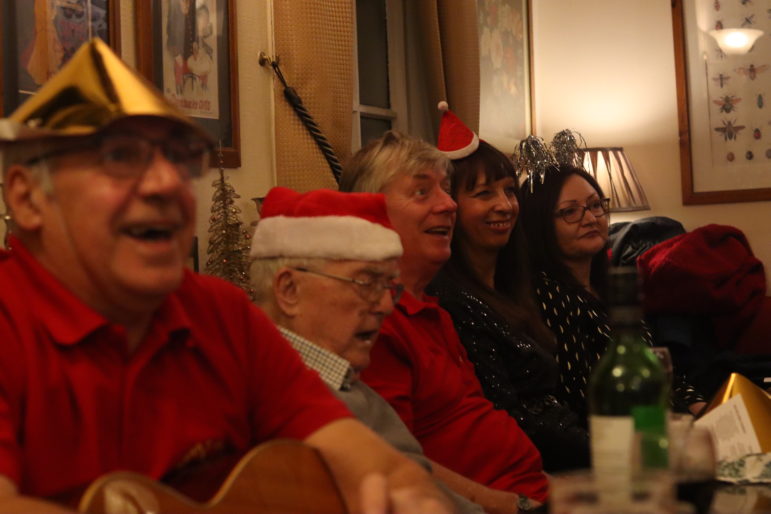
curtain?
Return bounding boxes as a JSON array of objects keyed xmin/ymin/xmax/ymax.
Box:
[
  {"xmin": 413, "ymin": 0, "xmax": 480, "ymax": 135},
  {"xmin": 272, "ymin": 1, "xmax": 354, "ymax": 191}
]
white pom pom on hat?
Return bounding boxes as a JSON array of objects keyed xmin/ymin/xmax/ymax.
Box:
[{"xmin": 436, "ymin": 101, "xmax": 479, "ymax": 160}]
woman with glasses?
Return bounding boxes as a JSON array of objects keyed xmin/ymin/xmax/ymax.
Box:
[
  {"xmin": 427, "ymin": 142, "xmax": 590, "ymax": 472},
  {"xmin": 518, "ymin": 164, "xmax": 704, "ymax": 425}
]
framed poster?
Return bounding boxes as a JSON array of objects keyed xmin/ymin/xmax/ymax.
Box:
[
  {"xmin": 136, "ymin": 0, "xmax": 240, "ymax": 168},
  {"xmin": 672, "ymin": 0, "xmax": 771, "ymax": 205},
  {"xmin": 477, "ymin": 0, "xmax": 534, "ymax": 151},
  {"xmin": 0, "ymin": 0, "xmax": 121, "ymax": 116}
]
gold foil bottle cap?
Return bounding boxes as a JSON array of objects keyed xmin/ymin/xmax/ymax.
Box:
[{"xmin": 0, "ymin": 38, "xmax": 212, "ymax": 144}]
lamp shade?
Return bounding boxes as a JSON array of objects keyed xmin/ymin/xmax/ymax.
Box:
[
  {"xmin": 581, "ymin": 148, "xmax": 649, "ymax": 212},
  {"xmin": 708, "ymin": 29, "xmax": 764, "ymax": 55}
]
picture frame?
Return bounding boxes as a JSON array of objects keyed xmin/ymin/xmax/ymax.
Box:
[
  {"xmin": 672, "ymin": 0, "xmax": 771, "ymax": 205},
  {"xmin": 136, "ymin": 0, "xmax": 240, "ymax": 168},
  {"xmin": 477, "ymin": 0, "xmax": 534, "ymax": 150},
  {"xmin": 188, "ymin": 235, "xmax": 199, "ymax": 272},
  {"xmin": 0, "ymin": 0, "xmax": 121, "ymax": 116}
]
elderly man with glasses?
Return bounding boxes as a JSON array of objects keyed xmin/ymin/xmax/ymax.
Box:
[
  {"xmin": 253, "ymin": 187, "xmax": 546, "ymax": 514},
  {"xmin": 0, "ymin": 40, "xmax": 452, "ymax": 513}
]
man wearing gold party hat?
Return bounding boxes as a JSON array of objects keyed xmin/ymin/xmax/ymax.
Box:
[{"xmin": 0, "ymin": 39, "xmax": 451, "ymax": 513}]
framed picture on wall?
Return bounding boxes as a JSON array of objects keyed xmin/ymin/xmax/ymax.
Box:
[
  {"xmin": 188, "ymin": 235, "xmax": 199, "ymax": 272},
  {"xmin": 672, "ymin": 0, "xmax": 771, "ymax": 205},
  {"xmin": 135, "ymin": 0, "xmax": 240, "ymax": 168},
  {"xmin": 0, "ymin": 0, "xmax": 121, "ymax": 116},
  {"xmin": 477, "ymin": 0, "xmax": 534, "ymax": 151}
]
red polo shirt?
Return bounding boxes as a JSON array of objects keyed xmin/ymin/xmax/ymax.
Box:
[
  {"xmin": 0, "ymin": 238, "xmax": 350, "ymax": 497},
  {"xmin": 361, "ymin": 291, "xmax": 548, "ymax": 503}
]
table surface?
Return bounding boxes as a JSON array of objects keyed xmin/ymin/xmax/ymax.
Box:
[{"xmin": 709, "ymin": 483, "xmax": 771, "ymax": 514}]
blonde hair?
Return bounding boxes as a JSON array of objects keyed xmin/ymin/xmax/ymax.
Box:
[{"xmin": 340, "ymin": 130, "xmax": 451, "ymax": 193}]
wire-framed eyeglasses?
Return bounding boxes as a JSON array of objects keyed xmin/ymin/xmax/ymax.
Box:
[
  {"xmin": 292, "ymin": 267, "xmax": 404, "ymax": 304},
  {"xmin": 555, "ymin": 197, "xmax": 611, "ymax": 224},
  {"xmin": 25, "ymin": 132, "xmax": 212, "ymax": 180}
]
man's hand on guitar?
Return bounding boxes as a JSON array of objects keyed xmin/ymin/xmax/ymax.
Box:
[
  {"xmin": 307, "ymin": 419, "xmax": 455, "ymax": 514},
  {"xmin": 360, "ymin": 473, "xmax": 453, "ymax": 514}
]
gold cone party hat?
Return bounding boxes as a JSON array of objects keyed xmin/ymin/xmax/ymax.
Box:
[
  {"xmin": 701, "ymin": 372, "xmax": 771, "ymax": 451},
  {"xmin": 0, "ymin": 38, "xmax": 212, "ymax": 144}
]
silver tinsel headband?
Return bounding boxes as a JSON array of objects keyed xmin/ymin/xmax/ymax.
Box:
[
  {"xmin": 550, "ymin": 129, "xmax": 586, "ymax": 168},
  {"xmin": 516, "ymin": 130, "xmax": 587, "ymax": 193},
  {"xmin": 515, "ymin": 135, "xmax": 557, "ymax": 192}
]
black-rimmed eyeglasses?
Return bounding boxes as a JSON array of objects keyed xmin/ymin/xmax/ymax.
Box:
[
  {"xmin": 292, "ymin": 267, "xmax": 404, "ymax": 304},
  {"xmin": 555, "ymin": 198, "xmax": 611, "ymax": 224}
]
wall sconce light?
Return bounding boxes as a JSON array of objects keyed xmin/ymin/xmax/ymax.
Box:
[
  {"xmin": 708, "ymin": 28, "xmax": 764, "ymax": 55},
  {"xmin": 581, "ymin": 148, "xmax": 649, "ymax": 212}
]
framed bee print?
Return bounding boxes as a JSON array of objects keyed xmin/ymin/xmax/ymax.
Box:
[
  {"xmin": 0, "ymin": 0, "xmax": 121, "ymax": 116},
  {"xmin": 672, "ymin": 0, "xmax": 771, "ymax": 205},
  {"xmin": 135, "ymin": 0, "xmax": 240, "ymax": 168}
]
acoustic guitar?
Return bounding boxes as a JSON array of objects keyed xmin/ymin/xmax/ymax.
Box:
[{"xmin": 76, "ymin": 440, "xmax": 347, "ymax": 514}]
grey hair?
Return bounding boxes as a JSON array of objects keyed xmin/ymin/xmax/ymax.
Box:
[
  {"xmin": 1, "ymin": 140, "xmax": 59, "ymax": 194},
  {"xmin": 250, "ymin": 256, "xmax": 329, "ymax": 308},
  {"xmin": 1, "ymin": 141, "xmax": 58, "ymax": 236},
  {"xmin": 340, "ymin": 130, "xmax": 451, "ymax": 193}
]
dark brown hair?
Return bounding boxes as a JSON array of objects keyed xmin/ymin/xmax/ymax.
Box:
[
  {"xmin": 445, "ymin": 140, "xmax": 555, "ymax": 351},
  {"xmin": 518, "ymin": 164, "xmax": 610, "ymax": 298}
]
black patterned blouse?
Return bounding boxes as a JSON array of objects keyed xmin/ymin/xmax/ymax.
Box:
[
  {"xmin": 534, "ymin": 271, "xmax": 704, "ymax": 425},
  {"xmin": 429, "ymin": 271, "xmax": 590, "ymax": 472}
]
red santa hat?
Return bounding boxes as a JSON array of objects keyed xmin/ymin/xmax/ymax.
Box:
[
  {"xmin": 250, "ymin": 187, "xmax": 403, "ymax": 261},
  {"xmin": 436, "ymin": 101, "xmax": 479, "ymax": 160}
]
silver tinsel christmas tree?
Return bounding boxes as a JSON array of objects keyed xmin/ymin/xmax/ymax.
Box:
[{"xmin": 205, "ymin": 150, "xmax": 255, "ymax": 300}]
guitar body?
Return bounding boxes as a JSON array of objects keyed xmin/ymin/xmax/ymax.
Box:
[{"xmin": 78, "ymin": 440, "xmax": 347, "ymax": 514}]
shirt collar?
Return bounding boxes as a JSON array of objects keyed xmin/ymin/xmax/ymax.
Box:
[
  {"xmin": 279, "ymin": 327, "xmax": 355, "ymax": 391},
  {"xmin": 5, "ymin": 235, "xmax": 191, "ymax": 348},
  {"xmin": 397, "ymin": 288, "xmax": 440, "ymax": 316}
]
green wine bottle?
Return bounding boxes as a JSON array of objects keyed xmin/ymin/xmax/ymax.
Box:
[{"xmin": 588, "ymin": 266, "xmax": 669, "ymax": 477}]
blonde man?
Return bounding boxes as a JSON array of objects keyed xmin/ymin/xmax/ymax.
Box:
[{"xmin": 341, "ymin": 131, "xmax": 548, "ymax": 511}]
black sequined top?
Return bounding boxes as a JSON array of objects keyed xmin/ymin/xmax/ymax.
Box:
[
  {"xmin": 534, "ymin": 271, "xmax": 705, "ymax": 425},
  {"xmin": 429, "ymin": 271, "xmax": 590, "ymax": 472}
]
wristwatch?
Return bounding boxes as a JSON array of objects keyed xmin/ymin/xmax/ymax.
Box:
[{"xmin": 517, "ymin": 495, "xmax": 535, "ymax": 511}]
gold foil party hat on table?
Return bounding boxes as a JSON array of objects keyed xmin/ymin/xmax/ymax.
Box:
[
  {"xmin": 0, "ymin": 38, "xmax": 212, "ymax": 144},
  {"xmin": 701, "ymin": 373, "xmax": 771, "ymax": 451}
]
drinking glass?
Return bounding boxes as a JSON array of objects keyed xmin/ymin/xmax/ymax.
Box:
[
  {"xmin": 669, "ymin": 419, "xmax": 718, "ymax": 514},
  {"xmin": 676, "ymin": 426, "xmax": 717, "ymax": 481},
  {"xmin": 549, "ymin": 470, "xmax": 677, "ymax": 513}
]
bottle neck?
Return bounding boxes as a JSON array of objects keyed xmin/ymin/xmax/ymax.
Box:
[
  {"xmin": 607, "ymin": 323, "xmax": 646, "ymax": 351},
  {"xmin": 609, "ymin": 304, "xmax": 643, "ymax": 327}
]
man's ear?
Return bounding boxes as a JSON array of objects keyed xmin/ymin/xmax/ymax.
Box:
[
  {"xmin": 3, "ymin": 164, "xmax": 46, "ymax": 232},
  {"xmin": 273, "ymin": 267, "xmax": 302, "ymax": 317}
]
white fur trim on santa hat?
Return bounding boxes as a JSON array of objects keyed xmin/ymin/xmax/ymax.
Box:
[
  {"xmin": 441, "ymin": 133, "xmax": 479, "ymax": 160},
  {"xmin": 436, "ymin": 101, "xmax": 480, "ymax": 160},
  {"xmin": 250, "ymin": 215, "xmax": 403, "ymax": 260}
]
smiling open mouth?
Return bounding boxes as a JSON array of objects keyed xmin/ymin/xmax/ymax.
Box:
[
  {"xmin": 425, "ymin": 227, "xmax": 451, "ymax": 236},
  {"xmin": 124, "ymin": 226, "xmax": 176, "ymax": 241}
]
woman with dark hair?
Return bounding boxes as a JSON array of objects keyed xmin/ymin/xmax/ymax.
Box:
[
  {"xmin": 517, "ymin": 164, "xmax": 705, "ymax": 425},
  {"xmin": 342, "ymin": 129, "xmax": 549, "ymax": 512},
  {"xmin": 428, "ymin": 138, "xmax": 590, "ymax": 472}
]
